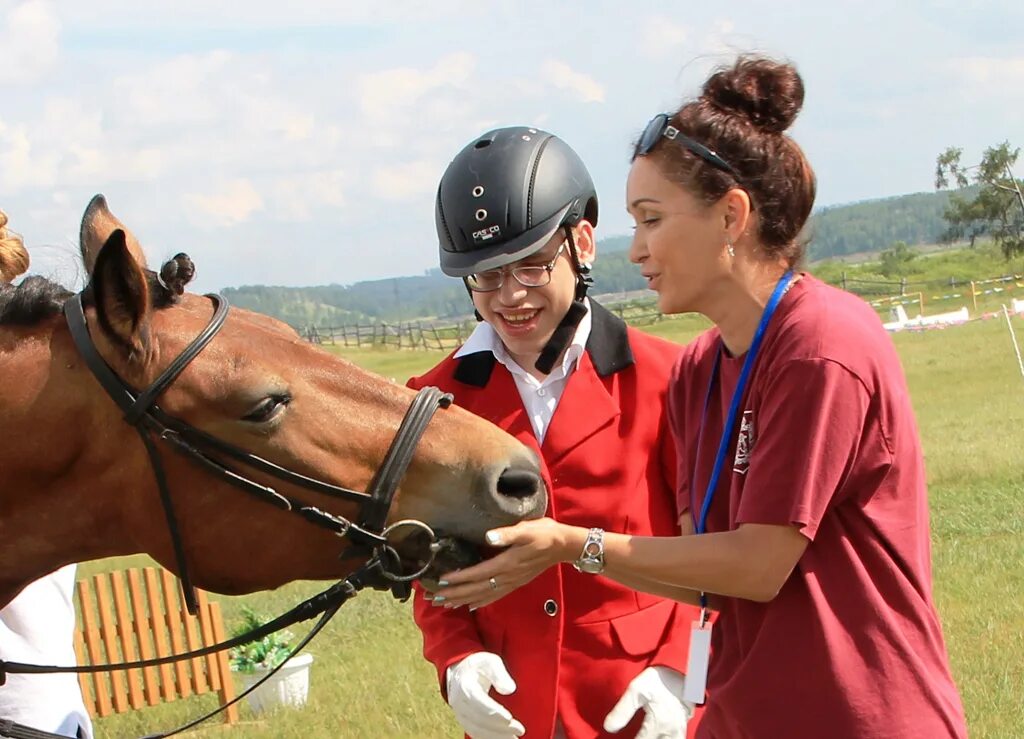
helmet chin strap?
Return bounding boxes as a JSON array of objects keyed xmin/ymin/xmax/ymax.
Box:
[{"xmin": 534, "ymin": 226, "xmax": 592, "ymax": 375}]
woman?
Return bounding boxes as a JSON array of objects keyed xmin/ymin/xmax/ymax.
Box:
[{"xmin": 432, "ymin": 57, "xmax": 968, "ymax": 738}]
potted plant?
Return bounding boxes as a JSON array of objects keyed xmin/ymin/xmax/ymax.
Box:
[{"xmin": 228, "ymin": 606, "xmax": 314, "ymax": 714}]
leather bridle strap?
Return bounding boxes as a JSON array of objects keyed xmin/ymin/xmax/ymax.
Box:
[
  {"xmin": 64, "ymin": 293, "xmax": 229, "ymax": 423},
  {"xmin": 64, "ymin": 293, "xmax": 218, "ymax": 613},
  {"xmin": 360, "ymin": 385, "xmax": 452, "ymax": 533},
  {"xmin": 63, "ymin": 292, "xmax": 454, "ymax": 614}
]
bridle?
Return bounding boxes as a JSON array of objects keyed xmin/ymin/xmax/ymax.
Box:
[
  {"xmin": 0, "ymin": 290, "xmax": 459, "ymax": 739},
  {"xmin": 62, "ymin": 290, "xmax": 453, "ymax": 613}
]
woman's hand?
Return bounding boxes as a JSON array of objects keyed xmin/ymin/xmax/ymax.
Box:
[{"xmin": 428, "ymin": 518, "xmax": 585, "ymax": 610}]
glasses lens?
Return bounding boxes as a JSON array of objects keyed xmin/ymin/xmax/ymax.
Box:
[
  {"xmin": 466, "ymin": 271, "xmax": 501, "ymax": 292},
  {"xmin": 511, "ymin": 266, "xmax": 550, "ymax": 287},
  {"xmin": 634, "ymin": 113, "xmax": 668, "ymax": 160}
]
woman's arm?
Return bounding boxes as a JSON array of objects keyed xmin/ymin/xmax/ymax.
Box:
[
  {"xmin": 431, "ymin": 518, "xmax": 808, "ymax": 610},
  {"xmin": 600, "ymin": 570, "xmax": 708, "ymax": 608},
  {"xmin": 601, "ymin": 523, "xmax": 807, "ymax": 603}
]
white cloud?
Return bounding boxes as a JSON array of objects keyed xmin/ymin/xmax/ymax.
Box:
[
  {"xmin": 949, "ymin": 55, "xmax": 1024, "ymax": 90},
  {"xmin": 371, "ymin": 160, "xmax": 438, "ymax": 202},
  {"xmin": 641, "ymin": 17, "xmax": 689, "ymax": 59},
  {"xmin": 357, "ymin": 52, "xmax": 476, "ymax": 122},
  {"xmin": 267, "ymin": 169, "xmax": 348, "ymax": 221},
  {"xmin": 184, "ymin": 179, "xmax": 264, "ymax": 228},
  {"xmin": 59, "ymin": 0, "xmax": 479, "ymax": 29},
  {"xmin": 4, "ymin": 131, "xmax": 55, "ymax": 190},
  {"xmin": 113, "ymin": 51, "xmax": 235, "ymax": 128},
  {"xmin": 0, "ymin": 0, "xmax": 59, "ymax": 84},
  {"xmin": 541, "ymin": 60, "xmax": 605, "ymax": 103}
]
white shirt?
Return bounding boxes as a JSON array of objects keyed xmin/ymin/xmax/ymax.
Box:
[
  {"xmin": 0, "ymin": 565, "xmax": 94, "ymax": 739},
  {"xmin": 454, "ymin": 300, "xmax": 593, "ymax": 444}
]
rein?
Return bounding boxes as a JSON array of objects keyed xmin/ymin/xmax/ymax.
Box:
[
  {"xmin": 0, "ymin": 289, "xmax": 457, "ymax": 738},
  {"xmin": 1, "ymin": 558, "xmax": 390, "ymax": 739}
]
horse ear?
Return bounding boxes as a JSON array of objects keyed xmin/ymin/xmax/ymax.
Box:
[
  {"xmin": 80, "ymin": 194, "xmax": 147, "ymax": 275},
  {"xmin": 90, "ymin": 229, "xmax": 151, "ymax": 358}
]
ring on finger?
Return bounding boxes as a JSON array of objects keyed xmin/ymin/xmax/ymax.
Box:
[{"xmin": 488, "ymin": 577, "xmax": 498, "ymax": 590}]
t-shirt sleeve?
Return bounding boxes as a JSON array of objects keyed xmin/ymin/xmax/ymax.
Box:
[{"xmin": 737, "ymin": 357, "xmax": 871, "ymax": 540}]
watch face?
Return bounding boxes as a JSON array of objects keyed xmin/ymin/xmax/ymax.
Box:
[{"xmin": 578, "ymin": 558, "xmax": 603, "ymax": 574}]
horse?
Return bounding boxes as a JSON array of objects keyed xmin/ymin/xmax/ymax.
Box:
[{"xmin": 0, "ymin": 196, "xmax": 547, "ymax": 609}]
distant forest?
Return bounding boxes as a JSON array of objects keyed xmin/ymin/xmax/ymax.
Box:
[{"xmin": 223, "ymin": 188, "xmax": 973, "ymax": 326}]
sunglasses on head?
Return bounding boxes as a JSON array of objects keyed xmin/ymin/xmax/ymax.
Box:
[{"xmin": 632, "ymin": 113, "xmax": 739, "ymax": 179}]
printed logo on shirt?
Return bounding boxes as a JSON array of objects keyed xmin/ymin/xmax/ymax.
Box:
[{"xmin": 733, "ymin": 409, "xmax": 755, "ymax": 475}]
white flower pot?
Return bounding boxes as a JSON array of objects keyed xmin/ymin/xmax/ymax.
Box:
[{"xmin": 239, "ymin": 652, "xmax": 314, "ymax": 714}]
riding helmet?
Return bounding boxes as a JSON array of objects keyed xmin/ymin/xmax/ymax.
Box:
[{"xmin": 435, "ymin": 126, "xmax": 599, "ymax": 277}]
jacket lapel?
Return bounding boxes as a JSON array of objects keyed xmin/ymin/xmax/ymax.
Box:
[
  {"xmin": 540, "ymin": 302, "xmax": 634, "ymax": 465},
  {"xmin": 452, "ymin": 352, "xmax": 535, "ymax": 446},
  {"xmin": 540, "ymin": 350, "xmax": 620, "ymax": 465}
]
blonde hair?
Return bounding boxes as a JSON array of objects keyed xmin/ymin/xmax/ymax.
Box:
[{"xmin": 0, "ymin": 210, "xmax": 29, "ymax": 283}]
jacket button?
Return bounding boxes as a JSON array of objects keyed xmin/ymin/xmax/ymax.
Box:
[{"xmin": 543, "ymin": 599, "xmax": 558, "ymax": 616}]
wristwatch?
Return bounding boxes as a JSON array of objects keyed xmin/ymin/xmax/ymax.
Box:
[{"xmin": 573, "ymin": 528, "xmax": 605, "ymax": 574}]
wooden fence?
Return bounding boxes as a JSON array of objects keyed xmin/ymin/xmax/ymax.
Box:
[
  {"xmin": 74, "ymin": 567, "xmax": 238, "ymax": 723},
  {"xmin": 300, "ymin": 298, "xmax": 665, "ymax": 350},
  {"xmin": 302, "ymin": 320, "xmax": 477, "ymax": 350}
]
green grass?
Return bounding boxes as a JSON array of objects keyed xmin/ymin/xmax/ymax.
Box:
[{"xmin": 86, "ymin": 313, "xmax": 1024, "ymax": 738}]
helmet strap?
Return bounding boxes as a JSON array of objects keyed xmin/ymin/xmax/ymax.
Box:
[
  {"xmin": 462, "ymin": 278, "xmax": 485, "ymax": 322},
  {"xmin": 534, "ymin": 226, "xmax": 590, "ymax": 375}
]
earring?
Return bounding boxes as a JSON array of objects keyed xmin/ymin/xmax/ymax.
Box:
[{"xmin": 726, "ymin": 237, "xmax": 735, "ymax": 258}]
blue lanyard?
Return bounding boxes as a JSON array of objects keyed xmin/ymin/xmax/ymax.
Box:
[
  {"xmin": 690, "ymin": 271, "xmax": 793, "ymax": 614},
  {"xmin": 691, "ymin": 270, "xmax": 795, "ymax": 537}
]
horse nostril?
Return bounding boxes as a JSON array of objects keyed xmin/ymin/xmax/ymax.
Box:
[{"xmin": 496, "ymin": 467, "xmax": 541, "ymax": 499}]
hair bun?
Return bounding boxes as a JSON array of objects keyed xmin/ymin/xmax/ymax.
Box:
[
  {"xmin": 159, "ymin": 252, "xmax": 195, "ymax": 296},
  {"xmin": 702, "ymin": 56, "xmax": 804, "ymax": 134},
  {"xmin": 0, "ymin": 208, "xmax": 29, "ymax": 283}
]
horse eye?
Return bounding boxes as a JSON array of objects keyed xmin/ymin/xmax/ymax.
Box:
[{"xmin": 242, "ymin": 393, "xmax": 291, "ymax": 424}]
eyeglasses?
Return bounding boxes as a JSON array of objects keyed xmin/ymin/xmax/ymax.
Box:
[
  {"xmin": 632, "ymin": 113, "xmax": 739, "ymax": 179},
  {"xmin": 465, "ymin": 241, "xmax": 567, "ymax": 292}
]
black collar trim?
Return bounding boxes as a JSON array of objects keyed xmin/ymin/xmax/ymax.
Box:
[{"xmin": 452, "ymin": 300, "xmax": 634, "ymax": 388}]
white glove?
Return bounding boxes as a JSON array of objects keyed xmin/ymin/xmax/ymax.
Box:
[
  {"xmin": 446, "ymin": 652, "xmax": 525, "ymax": 739},
  {"xmin": 604, "ymin": 666, "xmax": 694, "ymax": 738}
]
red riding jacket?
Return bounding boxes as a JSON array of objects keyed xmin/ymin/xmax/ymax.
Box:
[{"xmin": 409, "ymin": 302, "xmax": 702, "ymax": 739}]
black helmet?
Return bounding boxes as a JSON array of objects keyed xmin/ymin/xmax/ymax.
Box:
[{"xmin": 436, "ymin": 126, "xmax": 599, "ymax": 277}]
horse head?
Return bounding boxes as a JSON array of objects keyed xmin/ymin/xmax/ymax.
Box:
[{"xmin": 0, "ymin": 196, "xmax": 547, "ymax": 605}]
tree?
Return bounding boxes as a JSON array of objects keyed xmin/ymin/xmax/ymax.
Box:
[
  {"xmin": 879, "ymin": 240, "xmax": 917, "ymax": 277},
  {"xmin": 935, "ymin": 142, "xmax": 1024, "ymax": 257}
]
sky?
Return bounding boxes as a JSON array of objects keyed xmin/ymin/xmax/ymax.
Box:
[{"xmin": 2, "ymin": 0, "xmax": 1022, "ymax": 293}]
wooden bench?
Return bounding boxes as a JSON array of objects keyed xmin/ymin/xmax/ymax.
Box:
[{"xmin": 73, "ymin": 567, "xmax": 238, "ymax": 724}]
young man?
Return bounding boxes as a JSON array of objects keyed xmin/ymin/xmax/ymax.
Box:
[{"xmin": 409, "ymin": 127, "xmax": 701, "ymax": 739}]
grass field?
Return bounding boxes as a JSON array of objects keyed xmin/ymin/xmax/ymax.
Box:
[{"xmin": 86, "ymin": 310, "xmax": 1024, "ymax": 738}]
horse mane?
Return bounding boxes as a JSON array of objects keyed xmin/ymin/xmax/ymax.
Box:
[
  {"xmin": 0, "ymin": 276, "xmax": 75, "ymax": 325},
  {"xmin": 0, "ymin": 255, "xmax": 195, "ymax": 327}
]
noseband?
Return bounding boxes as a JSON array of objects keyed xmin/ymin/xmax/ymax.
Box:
[{"xmin": 63, "ymin": 292, "xmax": 452, "ymax": 613}]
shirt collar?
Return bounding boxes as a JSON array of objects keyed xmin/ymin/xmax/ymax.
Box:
[{"xmin": 455, "ymin": 299, "xmax": 593, "ymax": 378}]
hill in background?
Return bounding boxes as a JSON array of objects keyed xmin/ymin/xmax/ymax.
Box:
[{"xmin": 224, "ymin": 188, "xmax": 971, "ymax": 326}]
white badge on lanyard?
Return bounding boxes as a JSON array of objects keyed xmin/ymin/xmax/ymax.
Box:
[{"xmin": 683, "ymin": 603, "xmax": 712, "ymax": 705}]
